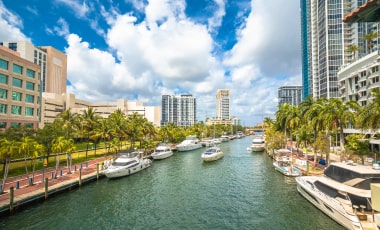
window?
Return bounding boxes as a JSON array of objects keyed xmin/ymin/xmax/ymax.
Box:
[
  {"xmin": 24, "ymin": 123, "xmax": 33, "ymax": 128},
  {"xmin": 13, "ymin": 64, "xmax": 23, "ymax": 75},
  {"xmin": 0, "ymin": 59, "xmax": 8, "ymax": 70},
  {"xmin": 26, "ymin": 69, "xmax": 35, "ymax": 78},
  {"xmin": 0, "ymin": 88, "xmax": 7, "ymax": 99},
  {"xmin": 10, "ymin": 122, "xmax": 20, "ymax": 127},
  {"xmin": 25, "ymin": 94, "xmax": 34, "ymax": 103},
  {"xmin": 8, "ymin": 42, "xmax": 17, "ymax": 51},
  {"xmin": 0, "ymin": 122, "xmax": 6, "ymax": 128},
  {"xmin": 12, "ymin": 78, "xmax": 22, "ymax": 88},
  {"xmin": 12, "ymin": 91, "xmax": 22, "ymax": 101},
  {"xmin": 26, "ymin": 81, "xmax": 34, "ymax": 90},
  {"xmin": 0, "ymin": 73, "xmax": 8, "ymax": 85},
  {"xmin": 0, "ymin": 104, "xmax": 6, "ymax": 113},
  {"xmin": 25, "ymin": 107, "xmax": 34, "ymax": 116},
  {"xmin": 11, "ymin": 105, "xmax": 21, "ymax": 115}
]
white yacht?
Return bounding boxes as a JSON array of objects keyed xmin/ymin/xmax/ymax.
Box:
[
  {"xmin": 273, "ymin": 149, "xmax": 302, "ymax": 177},
  {"xmin": 104, "ymin": 150, "xmax": 152, "ymax": 178},
  {"xmin": 296, "ymin": 161, "xmax": 380, "ymax": 230},
  {"xmin": 151, "ymin": 143, "xmax": 173, "ymax": 160},
  {"xmin": 220, "ymin": 135, "xmax": 229, "ymax": 142},
  {"xmin": 201, "ymin": 145, "xmax": 224, "ymax": 162},
  {"xmin": 176, "ymin": 135, "xmax": 202, "ymax": 152},
  {"xmin": 250, "ymin": 135, "xmax": 265, "ymax": 152}
]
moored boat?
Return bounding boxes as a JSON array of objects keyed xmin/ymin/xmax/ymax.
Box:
[
  {"xmin": 176, "ymin": 135, "xmax": 202, "ymax": 152},
  {"xmin": 273, "ymin": 149, "xmax": 302, "ymax": 176},
  {"xmin": 151, "ymin": 143, "xmax": 173, "ymax": 160},
  {"xmin": 104, "ymin": 150, "xmax": 152, "ymax": 178},
  {"xmin": 296, "ymin": 161, "xmax": 380, "ymax": 229}
]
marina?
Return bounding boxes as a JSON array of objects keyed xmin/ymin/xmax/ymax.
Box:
[{"xmin": 0, "ymin": 137, "xmax": 344, "ymax": 229}]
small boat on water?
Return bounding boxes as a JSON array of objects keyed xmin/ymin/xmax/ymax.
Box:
[
  {"xmin": 273, "ymin": 149, "xmax": 302, "ymax": 177},
  {"xmin": 176, "ymin": 135, "xmax": 202, "ymax": 152},
  {"xmin": 201, "ymin": 145, "xmax": 224, "ymax": 162},
  {"xmin": 151, "ymin": 143, "xmax": 173, "ymax": 160},
  {"xmin": 250, "ymin": 135, "xmax": 265, "ymax": 152},
  {"xmin": 104, "ymin": 150, "xmax": 152, "ymax": 178}
]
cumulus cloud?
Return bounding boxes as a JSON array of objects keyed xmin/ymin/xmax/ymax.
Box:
[{"xmin": 0, "ymin": 1, "xmax": 29, "ymax": 41}]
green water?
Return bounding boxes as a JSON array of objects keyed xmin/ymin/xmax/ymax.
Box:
[{"xmin": 0, "ymin": 137, "xmax": 344, "ymax": 230}]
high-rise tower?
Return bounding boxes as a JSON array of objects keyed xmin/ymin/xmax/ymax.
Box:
[{"xmin": 216, "ymin": 89, "xmax": 230, "ymax": 120}]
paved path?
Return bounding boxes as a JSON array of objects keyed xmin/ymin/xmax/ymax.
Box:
[{"xmin": 0, "ymin": 157, "xmax": 108, "ymax": 215}]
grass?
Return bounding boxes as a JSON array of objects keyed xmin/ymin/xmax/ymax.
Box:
[{"xmin": 0, "ymin": 141, "xmax": 142, "ymax": 178}]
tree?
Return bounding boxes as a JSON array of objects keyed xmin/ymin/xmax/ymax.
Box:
[
  {"xmin": 19, "ymin": 136, "xmax": 39, "ymax": 185},
  {"xmin": 0, "ymin": 138, "xmax": 18, "ymax": 193},
  {"xmin": 81, "ymin": 107, "xmax": 100, "ymax": 159},
  {"xmin": 358, "ymin": 88, "xmax": 380, "ymax": 131},
  {"xmin": 57, "ymin": 109, "xmax": 77, "ymax": 139},
  {"xmin": 51, "ymin": 136, "xmax": 67, "ymax": 178},
  {"xmin": 346, "ymin": 44, "xmax": 360, "ymax": 62},
  {"xmin": 345, "ymin": 134, "xmax": 370, "ymax": 164},
  {"xmin": 363, "ymin": 32, "xmax": 378, "ymax": 53}
]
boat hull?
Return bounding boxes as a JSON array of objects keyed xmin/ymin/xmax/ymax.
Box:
[
  {"xmin": 251, "ymin": 145, "xmax": 265, "ymax": 152},
  {"xmin": 273, "ymin": 162, "xmax": 302, "ymax": 176},
  {"xmin": 176, "ymin": 143, "xmax": 202, "ymax": 152},
  {"xmin": 202, "ymin": 153, "xmax": 224, "ymax": 162},
  {"xmin": 151, "ymin": 151, "xmax": 173, "ymax": 160},
  {"xmin": 104, "ymin": 159, "xmax": 152, "ymax": 178},
  {"xmin": 295, "ymin": 177, "xmax": 364, "ymax": 230}
]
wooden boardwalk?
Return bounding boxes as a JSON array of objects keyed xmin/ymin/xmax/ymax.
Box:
[{"xmin": 0, "ymin": 157, "xmax": 107, "ymax": 216}]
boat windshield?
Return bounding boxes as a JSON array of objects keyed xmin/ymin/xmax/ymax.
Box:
[
  {"xmin": 352, "ymin": 177, "xmax": 380, "ymax": 190},
  {"xmin": 324, "ymin": 164, "xmax": 380, "ymax": 183},
  {"xmin": 205, "ymin": 148, "xmax": 218, "ymax": 155},
  {"xmin": 112, "ymin": 160, "xmax": 138, "ymax": 167}
]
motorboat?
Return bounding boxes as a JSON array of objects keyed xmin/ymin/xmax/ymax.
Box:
[
  {"xmin": 212, "ymin": 138, "xmax": 221, "ymax": 144},
  {"xmin": 176, "ymin": 135, "xmax": 202, "ymax": 152},
  {"xmin": 250, "ymin": 135, "xmax": 265, "ymax": 152},
  {"xmin": 220, "ymin": 135, "xmax": 229, "ymax": 142},
  {"xmin": 273, "ymin": 149, "xmax": 302, "ymax": 177},
  {"xmin": 103, "ymin": 150, "xmax": 152, "ymax": 178},
  {"xmin": 201, "ymin": 145, "xmax": 224, "ymax": 162},
  {"xmin": 296, "ymin": 161, "xmax": 380, "ymax": 229},
  {"xmin": 151, "ymin": 143, "xmax": 173, "ymax": 160}
]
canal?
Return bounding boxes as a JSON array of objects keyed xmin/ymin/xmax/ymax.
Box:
[{"xmin": 0, "ymin": 137, "xmax": 344, "ymax": 229}]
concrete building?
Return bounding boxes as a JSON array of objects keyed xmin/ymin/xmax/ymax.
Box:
[
  {"xmin": 301, "ymin": 0, "xmax": 378, "ymax": 100},
  {"xmin": 278, "ymin": 86, "xmax": 302, "ymax": 106},
  {"xmin": 338, "ymin": 52, "xmax": 380, "ymax": 106},
  {"xmin": 0, "ymin": 41, "xmax": 67, "ymax": 94},
  {"xmin": 161, "ymin": 94, "xmax": 197, "ymax": 127},
  {"xmin": 0, "ymin": 46, "xmax": 41, "ymax": 130},
  {"xmin": 216, "ymin": 89, "xmax": 230, "ymax": 120},
  {"xmin": 41, "ymin": 93, "xmax": 160, "ymax": 128}
]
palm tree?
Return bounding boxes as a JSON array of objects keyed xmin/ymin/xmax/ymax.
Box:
[
  {"xmin": 363, "ymin": 31, "xmax": 378, "ymax": 53},
  {"xmin": 0, "ymin": 138, "xmax": 18, "ymax": 193},
  {"xmin": 358, "ymin": 88, "xmax": 380, "ymax": 131},
  {"xmin": 126, "ymin": 112, "xmax": 145, "ymax": 149},
  {"xmin": 19, "ymin": 136, "xmax": 39, "ymax": 185},
  {"xmin": 51, "ymin": 136, "xmax": 67, "ymax": 178},
  {"xmin": 81, "ymin": 107, "xmax": 100, "ymax": 159},
  {"xmin": 346, "ymin": 44, "xmax": 360, "ymax": 62},
  {"xmin": 97, "ymin": 118, "xmax": 112, "ymax": 155},
  {"xmin": 109, "ymin": 109, "xmax": 127, "ymax": 150},
  {"xmin": 57, "ymin": 109, "xmax": 77, "ymax": 139}
]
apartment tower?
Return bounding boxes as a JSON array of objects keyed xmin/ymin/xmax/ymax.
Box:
[
  {"xmin": 161, "ymin": 94, "xmax": 197, "ymax": 127},
  {"xmin": 216, "ymin": 89, "xmax": 230, "ymax": 120}
]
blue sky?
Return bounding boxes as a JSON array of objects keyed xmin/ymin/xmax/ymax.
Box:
[{"xmin": 0, "ymin": 0, "xmax": 301, "ymax": 126}]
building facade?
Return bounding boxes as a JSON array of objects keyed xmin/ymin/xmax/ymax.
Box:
[
  {"xmin": 0, "ymin": 41, "xmax": 67, "ymax": 94},
  {"xmin": 0, "ymin": 46, "xmax": 41, "ymax": 130},
  {"xmin": 278, "ymin": 86, "xmax": 302, "ymax": 106},
  {"xmin": 216, "ymin": 89, "xmax": 230, "ymax": 120},
  {"xmin": 40, "ymin": 93, "xmax": 161, "ymax": 128},
  {"xmin": 301, "ymin": 0, "xmax": 378, "ymax": 100},
  {"xmin": 338, "ymin": 52, "xmax": 380, "ymax": 106},
  {"xmin": 161, "ymin": 94, "xmax": 196, "ymax": 127}
]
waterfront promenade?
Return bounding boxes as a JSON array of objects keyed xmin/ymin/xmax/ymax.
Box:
[{"xmin": 0, "ymin": 157, "xmax": 107, "ymax": 216}]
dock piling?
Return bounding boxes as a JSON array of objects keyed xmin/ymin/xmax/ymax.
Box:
[
  {"xmin": 9, "ymin": 187, "xmax": 14, "ymax": 215},
  {"xmin": 44, "ymin": 178, "xmax": 48, "ymax": 199}
]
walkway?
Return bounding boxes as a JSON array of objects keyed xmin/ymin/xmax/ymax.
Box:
[{"xmin": 0, "ymin": 157, "xmax": 107, "ymax": 215}]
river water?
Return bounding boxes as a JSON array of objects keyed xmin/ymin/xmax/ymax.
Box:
[{"xmin": 0, "ymin": 137, "xmax": 344, "ymax": 230}]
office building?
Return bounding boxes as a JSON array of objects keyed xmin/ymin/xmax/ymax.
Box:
[
  {"xmin": 301, "ymin": 0, "xmax": 378, "ymax": 100},
  {"xmin": 278, "ymin": 86, "xmax": 302, "ymax": 106},
  {"xmin": 41, "ymin": 93, "xmax": 160, "ymax": 128},
  {"xmin": 216, "ymin": 89, "xmax": 230, "ymax": 120},
  {"xmin": 161, "ymin": 94, "xmax": 196, "ymax": 127},
  {"xmin": 0, "ymin": 41, "xmax": 67, "ymax": 94},
  {"xmin": 0, "ymin": 46, "xmax": 41, "ymax": 130}
]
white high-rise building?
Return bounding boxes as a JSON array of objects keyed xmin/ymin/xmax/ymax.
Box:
[
  {"xmin": 301, "ymin": 0, "xmax": 378, "ymax": 100},
  {"xmin": 216, "ymin": 89, "xmax": 230, "ymax": 120},
  {"xmin": 161, "ymin": 94, "xmax": 196, "ymax": 127}
]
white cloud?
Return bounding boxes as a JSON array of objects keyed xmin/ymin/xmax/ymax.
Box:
[
  {"xmin": 54, "ymin": 0, "xmax": 90, "ymax": 18},
  {"xmin": 0, "ymin": 1, "xmax": 29, "ymax": 41}
]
